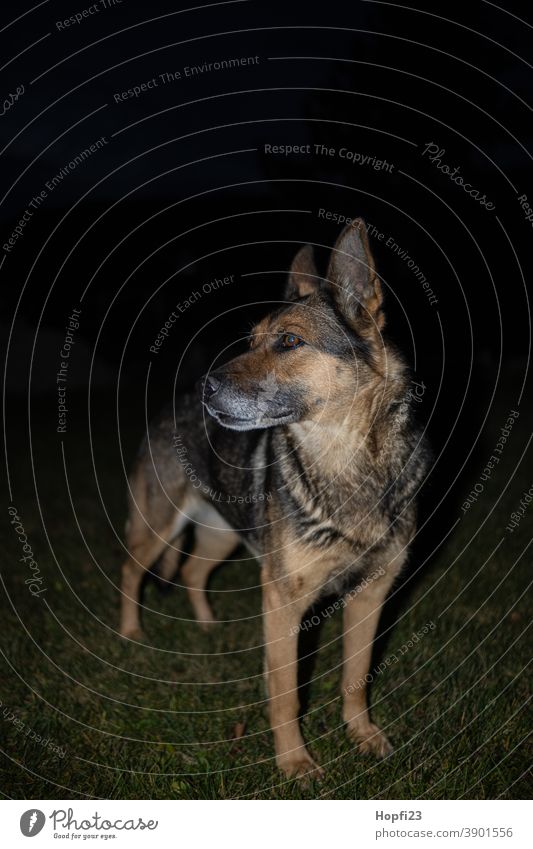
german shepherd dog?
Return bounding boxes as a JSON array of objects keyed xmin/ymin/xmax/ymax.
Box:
[{"xmin": 119, "ymin": 218, "xmax": 429, "ymax": 779}]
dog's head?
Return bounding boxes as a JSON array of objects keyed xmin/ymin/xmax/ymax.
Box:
[{"xmin": 200, "ymin": 218, "xmax": 388, "ymax": 431}]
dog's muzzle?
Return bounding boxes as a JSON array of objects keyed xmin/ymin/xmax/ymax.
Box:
[
  {"xmin": 198, "ymin": 370, "xmax": 301, "ymax": 431},
  {"xmin": 201, "ymin": 373, "xmax": 222, "ymax": 402},
  {"xmin": 198, "ymin": 371, "xmax": 257, "ymax": 429}
]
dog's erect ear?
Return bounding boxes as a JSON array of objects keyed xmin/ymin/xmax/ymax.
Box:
[
  {"xmin": 326, "ymin": 218, "xmax": 384, "ymax": 331},
  {"xmin": 284, "ymin": 245, "xmax": 320, "ymax": 300}
]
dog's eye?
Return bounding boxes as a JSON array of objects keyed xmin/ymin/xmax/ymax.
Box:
[{"xmin": 281, "ymin": 333, "xmax": 305, "ymax": 349}]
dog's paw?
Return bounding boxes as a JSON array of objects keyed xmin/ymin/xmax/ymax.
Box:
[
  {"xmin": 197, "ymin": 617, "xmax": 217, "ymax": 632},
  {"xmin": 119, "ymin": 626, "xmax": 145, "ymax": 642},
  {"xmin": 347, "ymin": 721, "xmax": 393, "ymax": 759},
  {"xmin": 277, "ymin": 753, "xmax": 324, "ymax": 781}
]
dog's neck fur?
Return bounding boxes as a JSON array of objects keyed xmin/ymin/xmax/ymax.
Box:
[{"xmin": 288, "ymin": 355, "xmax": 408, "ymax": 477}]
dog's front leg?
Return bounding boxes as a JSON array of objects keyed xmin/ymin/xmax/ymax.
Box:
[
  {"xmin": 341, "ymin": 558, "xmax": 404, "ymax": 758},
  {"xmin": 261, "ymin": 565, "xmax": 322, "ymax": 780}
]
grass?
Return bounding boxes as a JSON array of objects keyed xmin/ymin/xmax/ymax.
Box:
[{"xmin": 1, "ymin": 388, "xmax": 531, "ymax": 800}]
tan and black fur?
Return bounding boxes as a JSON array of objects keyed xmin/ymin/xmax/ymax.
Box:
[{"xmin": 119, "ymin": 218, "xmax": 430, "ymax": 779}]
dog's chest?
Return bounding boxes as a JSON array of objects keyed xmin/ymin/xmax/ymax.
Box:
[
  {"xmin": 272, "ymin": 436, "xmax": 390, "ymax": 547},
  {"xmin": 259, "ymin": 439, "xmax": 396, "ymax": 597}
]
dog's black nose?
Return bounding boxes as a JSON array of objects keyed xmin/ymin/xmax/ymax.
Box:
[{"xmin": 203, "ymin": 374, "xmax": 221, "ymax": 400}]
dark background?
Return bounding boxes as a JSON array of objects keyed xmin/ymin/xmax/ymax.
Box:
[{"xmin": 2, "ymin": 0, "xmax": 531, "ymax": 525}]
